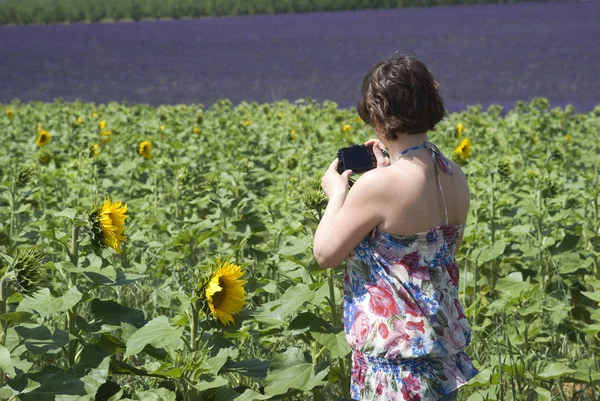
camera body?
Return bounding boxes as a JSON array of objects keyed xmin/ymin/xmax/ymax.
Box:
[{"xmin": 337, "ymin": 145, "xmax": 377, "ymax": 174}]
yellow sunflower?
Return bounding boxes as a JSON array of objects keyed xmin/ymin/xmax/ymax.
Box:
[
  {"xmin": 456, "ymin": 122, "xmax": 463, "ymax": 139},
  {"xmin": 355, "ymin": 116, "xmax": 361, "ymax": 124},
  {"xmin": 343, "ymin": 124, "xmax": 351, "ymax": 132},
  {"xmin": 564, "ymin": 134, "xmax": 573, "ymax": 142},
  {"xmin": 277, "ymin": 112, "xmax": 284, "ymax": 119},
  {"xmin": 90, "ymin": 143, "xmax": 99, "ymax": 158},
  {"xmin": 242, "ymin": 121, "xmax": 251, "ymax": 126},
  {"xmin": 289, "ymin": 129, "xmax": 296, "ymax": 141},
  {"xmin": 99, "ymin": 120, "xmax": 107, "ymax": 131},
  {"xmin": 455, "ymin": 138, "xmax": 472, "ymax": 160},
  {"xmin": 193, "ymin": 127, "xmax": 201, "ymax": 134},
  {"xmin": 77, "ymin": 116, "xmax": 83, "ymax": 125},
  {"xmin": 93, "ymin": 198, "xmax": 128, "ymax": 253},
  {"xmin": 36, "ymin": 130, "xmax": 51, "ymax": 147},
  {"xmin": 138, "ymin": 141, "xmax": 152, "ymax": 160},
  {"xmin": 7, "ymin": 109, "xmax": 15, "ymax": 119},
  {"xmin": 101, "ymin": 130, "xmax": 112, "ymax": 144},
  {"xmin": 92, "ymin": 111, "xmax": 98, "ymax": 120},
  {"xmin": 532, "ymin": 135, "xmax": 539, "ymax": 145},
  {"xmin": 204, "ymin": 261, "xmax": 246, "ymax": 326}
]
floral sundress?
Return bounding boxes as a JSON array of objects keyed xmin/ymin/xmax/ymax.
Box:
[{"xmin": 343, "ymin": 142, "xmax": 479, "ymax": 401}]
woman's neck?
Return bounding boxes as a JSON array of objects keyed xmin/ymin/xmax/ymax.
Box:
[{"xmin": 386, "ymin": 132, "xmax": 429, "ymax": 161}]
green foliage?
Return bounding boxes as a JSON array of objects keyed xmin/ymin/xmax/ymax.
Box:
[
  {"xmin": 0, "ymin": 0, "xmax": 546, "ymax": 25},
  {"xmin": 0, "ymin": 98, "xmax": 599, "ymax": 400}
]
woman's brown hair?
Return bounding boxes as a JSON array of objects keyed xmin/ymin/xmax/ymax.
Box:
[{"xmin": 357, "ymin": 56, "xmax": 445, "ymax": 141}]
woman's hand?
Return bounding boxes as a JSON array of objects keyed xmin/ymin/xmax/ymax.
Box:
[
  {"xmin": 364, "ymin": 139, "xmax": 390, "ymax": 168},
  {"xmin": 321, "ymin": 159, "xmax": 353, "ymax": 200}
]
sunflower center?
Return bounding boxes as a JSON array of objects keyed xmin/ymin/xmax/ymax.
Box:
[{"xmin": 211, "ymin": 277, "xmax": 228, "ymax": 308}]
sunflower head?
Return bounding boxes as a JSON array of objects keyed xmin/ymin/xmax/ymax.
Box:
[
  {"xmin": 343, "ymin": 124, "xmax": 351, "ymax": 132},
  {"xmin": 99, "ymin": 120, "xmax": 107, "ymax": 131},
  {"xmin": 7, "ymin": 109, "xmax": 15, "ymax": 119},
  {"xmin": 356, "ymin": 116, "xmax": 362, "ymax": 124},
  {"xmin": 92, "ymin": 111, "xmax": 98, "ymax": 120},
  {"xmin": 101, "ymin": 130, "xmax": 112, "ymax": 144},
  {"xmin": 90, "ymin": 198, "xmax": 129, "ymax": 253},
  {"xmin": 138, "ymin": 141, "xmax": 152, "ymax": 160},
  {"xmin": 456, "ymin": 122, "xmax": 463, "ymax": 139},
  {"xmin": 36, "ymin": 130, "xmax": 51, "ymax": 147},
  {"xmin": 277, "ymin": 112, "xmax": 284, "ymax": 119},
  {"xmin": 198, "ymin": 259, "xmax": 247, "ymax": 326},
  {"xmin": 289, "ymin": 129, "xmax": 296, "ymax": 141},
  {"xmin": 77, "ymin": 116, "xmax": 83, "ymax": 125},
  {"xmin": 90, "ymin": 143, "xmax": 99, "ymax": 158},
  {"xmin": 13, "ymin": 248, "xmax": 45, "ymax": 294},
  {"xmin": 193, "ymin": 127, "xmax": 201, "ymax": 135},
  {"xmin": 242, "ymin": 121, "xmax": 251, "ymax": 127},
  {"xmin": 564, "ymin": 134, "xmax": 573, "ymax": 142},
  {"xmin": 455, "ymin": 138, "xmax": 472, "ymax": 161}
]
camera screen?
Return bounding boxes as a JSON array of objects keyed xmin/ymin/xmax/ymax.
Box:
[{"xmin": 345, "ymin": 148, "xmax": 373, "ymax": 170}]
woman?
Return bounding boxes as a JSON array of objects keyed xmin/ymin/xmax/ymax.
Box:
[{"xmin": 313, "ymin": 56, "xmax": 479, "ymax": 400}]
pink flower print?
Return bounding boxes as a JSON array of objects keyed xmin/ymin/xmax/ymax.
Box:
[
  {"xmin": 454, "ymin": 299, "xmax": 466, "ymax": 319},
  {"xmin": 404, "ymin": 296, "xmax": 422, "ymax": 318},
  {"xmin": 403, "ymin": 373, "xmax": 422, "ymax": 392},
  {"xmin": 409, "ymin": 265, "xmax": 430, "ymax": 281},
  {"xmin": 351, "ymin": 311, "xmax": 371, "ymax": 347},
  {"xmin": 401, "ymin": 386, "xmax": 422, "ymax": 401},
  {"xmin": 400, "ymin": 252, "xmax": 421, "ymax": 269},
  {"xmin": 352, "ymin": 352, "xmax": 367, "ymax": 387},
  {"xmin": 442, "ymin": 226, "xmax": 456, "ymax": 245},
  {"xmin": 378, "ymin": 323, "xmax": 389, "ymax": 339},
  {"xmin": 406, "ymin": 320, "xmax": 425, "ymax": 333},
  {"xmin": 447, "ymin": 262, "xmax": 460, "ymax": 287},
  {"xmin": 376, "ymin": 374, "xmax": 388, "ymax": 395},
  {"xmin": 365, "ymin": 280, "xmax": 399, "ymax": 319}
]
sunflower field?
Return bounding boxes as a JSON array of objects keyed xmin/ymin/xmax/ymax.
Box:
[{"xmin": 0, "ymin": 98, "xmax": 599, "ymax": 400}]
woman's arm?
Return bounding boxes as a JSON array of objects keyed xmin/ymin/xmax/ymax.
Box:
[{"xmin": 313, "ymin": 160, "xmax": 386, "ymax": 269}]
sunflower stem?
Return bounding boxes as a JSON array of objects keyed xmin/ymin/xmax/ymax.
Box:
[
  {"xmin": 327, "ymin": 268, "xmax": 350, "ymax": 399},
  {"xmin": 67, "ymin": 224, "xmax": 80, "ymax": 367},
  {"xmin": 190, "ymin": 302, "xmax": 199, "ymax": 351},
  {"xmin": 0, "ymin": 273, "xmax": 8, "ymax": 384},
  {"xmin": 8, "ymin": 179, "xmax": 16, "ymax": 257}
]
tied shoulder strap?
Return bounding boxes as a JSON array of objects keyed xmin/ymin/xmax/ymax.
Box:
[{"xmin": 424, "ymin": 142, "xmax": 453, "ymax": 225}]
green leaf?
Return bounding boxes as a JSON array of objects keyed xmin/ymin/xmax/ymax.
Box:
[
  {"xmin": 54, "ymin": 208, "xmax": 76, "ymax": 220},
  {"xmin": 6, "ymin": 366, "xmax": 86, "ymax": 401},
  {"xmin": 478, "ymin": 241, "xmax": 506, "ymax": 264},
  {"xmin": 536, "ymin": 362, "xmax": 576, "ymax": 379},
  {"xmin": 0, "ymin": 346, "xmax": 15, "ymax": 377},
  {"xmin": 90, "ymin": 299, "xmax": 146, "ymax": 329},
  {"xmin": 17, "ymin": 287, "xmax": 82, "ymax": 318},
  {"xmin": 535, "ymin": 387, "xmax": 552, "ymax": 401},
  {"xmin": 135, "ymin": 388, "xmax": 177, "ymax": 401},
  {"xmin": 581, "ymin": 291, "xmax": 600, "ymax": 303},
  {"xmin": 206, "ymin": 347, "xmax": 239, "ymax": 375},
  {"xmin": 256, "ymin": 284, "xmax": 316, "ymax": 325},
  {"xmin": 13, "ymin": 326, "xmax": 69, "ymax": 354},
  {"xmin": 0, "ymin": 312, "xmax": 36, "ymax": 324},
  {"xmin": 124, "ymin": 316, "xmax": 184, "ymax": 358},
  {"xmin": 311, "ymin": 331, "xmax": 351, "ymax": 359},
  {"xmin": 263, "ymin": 347, "xmax": 327, "ymax": 396}
]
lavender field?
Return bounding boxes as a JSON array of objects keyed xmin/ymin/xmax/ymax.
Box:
[{"xmin": 0, "ymin": 0, "xmax": 599, "ymax": 111}]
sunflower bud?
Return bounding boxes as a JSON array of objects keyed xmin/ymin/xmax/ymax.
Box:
[
  {"xmin": 302, "ymin": 188, "xmax": 327, "ymax": 211},
  {"xmin": 17, "ymin": 165, "xmax": 35, "ymax": 187},
  {"xmin": 287, "ymin": 158, "xmax": 298, "ymax": 170},
  {"xmin": 38, "ymin": 151, "xmax": 51, "ymax": 166},
  {"xmin": 13, "ymin": 248, "xmax": 45, "ymax": 294},
  {"xmin": 497, "ymin": 160, "xmax": 511, "ymax": 180},
  {"xmin": 541, "ymin": 176, "xmax": 559, "ymax": 198},
  {"xmin": 550, "ymin": 146, "xmax": 564, "ymax": 161},
  {"xmin": 92, "ymin": 158, "xmax": 108, "ymax": 175},
  {"xmin": 196, "ymin": 115, "xmax": 204, "ymax": 125}
]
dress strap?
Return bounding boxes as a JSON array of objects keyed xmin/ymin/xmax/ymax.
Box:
[{"xmin": 397, "ymin": 141, "xmax": 453, "ymax": 225}]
